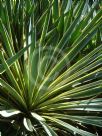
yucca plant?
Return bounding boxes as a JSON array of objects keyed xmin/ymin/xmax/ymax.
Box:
[{"xmin": 0, "ymin": 0, "xmax": 102, "ymax": 135}]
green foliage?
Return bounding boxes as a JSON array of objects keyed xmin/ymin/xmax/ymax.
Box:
[{"xmin": 0, "ymin": 0, "xmax": 102, "ymax": 135}]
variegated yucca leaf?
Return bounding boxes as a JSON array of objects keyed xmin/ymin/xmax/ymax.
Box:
[{"xmin": 0, "ymin": 0, "xmax": 102, "ymax": 135}]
